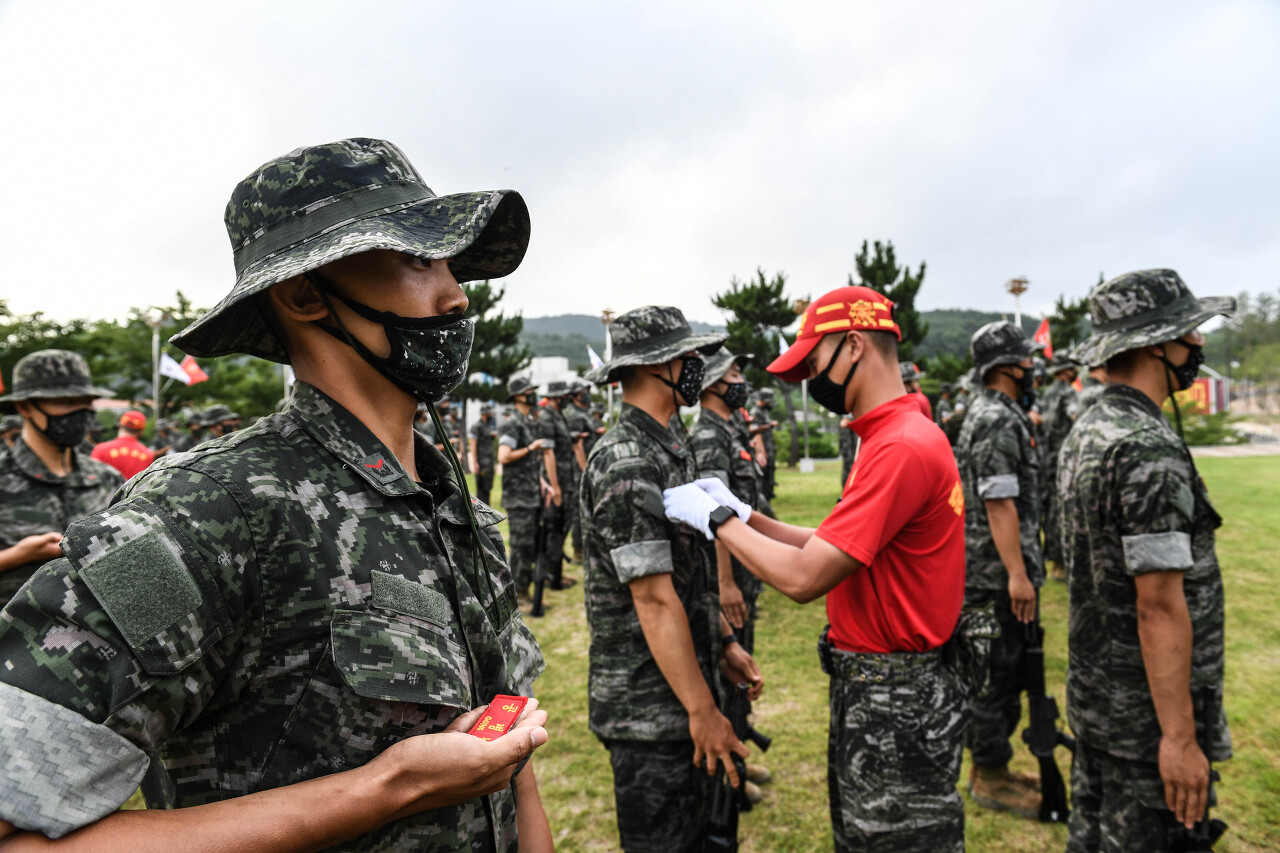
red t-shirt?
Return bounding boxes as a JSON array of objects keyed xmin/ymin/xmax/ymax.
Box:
[
  {"xmin": 816, "ymin": 394, "xmax": 965, "ymax": 653},
  {"xmin": 91, "ymin": 435, "xmax": 155, "ymax": 480},
  {"xmin": 911, "ymin": 390, "xmax": 933, "ymax": 421}
]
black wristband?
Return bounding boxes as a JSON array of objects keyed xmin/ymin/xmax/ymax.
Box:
[{"xmin": 721, "ymin": 632, "xmax": 739, "ymax": 649}]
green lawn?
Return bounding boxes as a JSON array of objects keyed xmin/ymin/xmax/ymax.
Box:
[{"xmin": 517, "ymin": 456, "xmax": 1280, "ymax": 852}]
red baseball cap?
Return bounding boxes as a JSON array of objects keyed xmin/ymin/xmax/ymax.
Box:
[
  {"xmin": 767, "ymin": 286, "xmax": 901, "ymax": 382},
  {"xmin": 119, "ymin": 410, "xmax": 147, "ymax": 431}
]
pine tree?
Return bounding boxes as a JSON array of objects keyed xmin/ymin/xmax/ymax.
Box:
[
  {"xmin": 457, "ymin": 280, "xmax": 532, "ymax": 403},
  {"xmin": 1048, "ymin": 295, "xmax": 1091, "ymax": 353},
  {"xmin": 851, "ymin": 240, "xmax": 929, "ymax": 362}
]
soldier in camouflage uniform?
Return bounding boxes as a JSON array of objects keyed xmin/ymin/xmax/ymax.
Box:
[
  {"xmin": 748, "ymin": 388, "xmax": 778, "ymax": 501},
  {"xmin": 1, "ymin": 414, "xmax": 23, "ymax": 450},
  {"xmin": 497, "ymin": 377, "xmax": 549, "ymax": 598},
  {"xmin": 934, "ymin": 382, "xmax": 955, "ymax": 427},
  {"xmin": 1039, "ymin": 354, "xmax": 1081, "ymax": 580},
  {"xmin": 0, "ymin": 139, "xmax": 553, "ymax": 851},
  {"xmin": 169, "ymin": 411, "xmax": 204, "ymax": 453},
  {"xmin": 1060, "ymin": 270, "xmax": 1234, "ymax": 852},
  {"xmin": 955, "ymin": 320, "xmax": 1047, "ymax": 818},
  {"xmin": 536, "ymin": 380, "xmax": 584, "ymax": 584},
  {"xmin": 469, "ymin": 402, "xmax": 497, "ymax": 506},
  {"xmin": 838, "ymin": 414, "xmax": 857, "ymax": 488},
  {"xmin": 582, "ymin": 306, "xmax": 762, "ymax": 853},
  {"xmin": 1077, "ymin": 361, "xmax": 1109, "ymax": 415},
  {"xmin": 0, "ymin": 350, "xmax": 123, "ymax": 610},
  {"xmin": 563, "ymin": 379, "xmax": 596, "ymax": 561},
  {"xmin": 199, "ymin": 404, "xmax": 237, "ymax": 441}
]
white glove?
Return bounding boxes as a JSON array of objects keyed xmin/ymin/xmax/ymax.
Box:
[
  {"xmin": 693, "ymin": 477, "xmax": 752, "ymax": 524},
  {"xmin": 662, "ymin": 483, "xmax": 721, "ymax": 540}
]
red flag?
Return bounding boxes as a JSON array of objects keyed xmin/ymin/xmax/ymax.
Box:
[
  {"xmin": 180, "ymin": 355, "xmax": 209, "ymax": 385},
  {"xmin": 0, "ymin": 368, "xmax": 5, "ymax": 394},
  {"xmin": 1033, "ymin": 318, "xmax": 1054, "ymax": 359},
  {"xmin": 1072, "ymin": 377, "xmax": 1083, "ymax": 392}
]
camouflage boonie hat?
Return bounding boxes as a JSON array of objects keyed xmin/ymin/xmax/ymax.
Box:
[
  {"xmin": 585, "ymin": 306, "xmax": 726, "ymax": 385},
  {"xmin": 506, "ymin": 376, "xmax": 536, "ymax": 399},
  {"xmin": 699, "ymin": 351, "xmax": 751, "ymax": 393},
  {"xmin": 0, "ymin": 350, "xmax": 112, "ymax": 414},
  {"xmin": 1047, "ymin": 353, "xmax": 1079, "ymax": 374},
  {"xmin": 899, "ymin": 362, "xmax": 924, "ymax": 383},
  {"xmin": 480, "ymin": 402, "xmax": 495, "ymax": 413},
  {"xmin": 1, "ymin": 414, "xmax": 22, "ymax": 431},
  {"xmin": 569, "ymin": 379, "xmax": 592, "ymax": 394},
  {"xmin": 202, "ymin": 404, "xmax": 235, "ymax": 426},
  {"xmin": 590, "ymin": 403, "xmax": 606, "ymax": 415},
  {"xmin": 171, "ymin": 138, "xmax": 531, "ymax": 364},
  {"xmin": 970, "ymin": 321, "xmax": 1044, "ymax": 382},
  {"xmin": 756, "ymin": 388, "xmax": 775, "ymax": 401},
  {"xmin": 1072, "ymin": 269, "xmax": 1234, "ymax": 367},
  {"xmin": 545, "ymin": 380, "xmax": 572, "ymax": 397}
]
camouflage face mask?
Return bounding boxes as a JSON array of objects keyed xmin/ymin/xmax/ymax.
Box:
[{"xmin": 307, "ymin": 271, "xmax": 474, "ymax": 404}]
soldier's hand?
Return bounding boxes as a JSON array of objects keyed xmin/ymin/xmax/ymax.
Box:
[
  {"xmin": 374, "ymin": 699, "xmax": 549, "ymax": 816},
  {"xmin": 720, "ymin": 581, "xmax": 748, "ymax": 629},
  {"xmin": 689, "ymin": 705, "xmax": 749, "ymax": 787},
  {"xmin": 5, "ymin": 531, "xmax": 63, "ymax": 570},
  {"xmin": 529, "ymin": 438, "xmax": 545, "ymax": 452},
  {"xmin": 551, "ymin": 485, "xmax": 562, "ymax": 507},
  {"xmin": 1007, "ymin": 573, "xmax": 1036, "ymax": 623},
  {"xmin": 722, "ymin": 644, "xmax": 764, "ymax": 701},
  {"xmin": 1159, "ymin": 735, "xmax": 1210, "ymax": 829}
]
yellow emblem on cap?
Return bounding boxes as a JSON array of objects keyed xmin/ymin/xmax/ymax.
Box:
[{"xmin": 849, "ymin": 300, "xmax": 878, "ymax": 327}]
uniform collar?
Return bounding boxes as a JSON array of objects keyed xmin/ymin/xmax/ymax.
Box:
[
  {"xmin": 698, "ymin": 406, "xmax": 734, "ymax": 434},
  {"xmin": 849, "ymin": 393, "xmax": 917, "ymax": 439},
  {"xmin": 979, "ymin": 385, "xmax": 1031, "ymax": 422},
  {"xmin": 7, "ymin": 435, "xmax": 103, "ymax": 488},
  {"xmin": 620, "ymin": 402, "xmax": 690, "ymax": 459},
  {"xmin": 1101, "ymin": 382, "xmax": 1172, "ymax": 426},
  {"xmin": 285, "ymin": 382, "xmax": 453, "ymax": 499}
]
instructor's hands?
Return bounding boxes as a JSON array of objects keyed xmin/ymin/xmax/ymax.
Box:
[
  {"xmin": 692, "ymin": 478, "xmax": 751, "ymax": 523},
  {"xmin": 662, "ymin": 483, "xmax": 720, "ymax": 540}
]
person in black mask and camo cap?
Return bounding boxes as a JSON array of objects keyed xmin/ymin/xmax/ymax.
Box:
[{"xmin": 0, "ymin": 139, "xmax": 551, "ymax": 851}]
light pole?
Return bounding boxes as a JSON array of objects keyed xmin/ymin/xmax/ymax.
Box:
[
  {"xmin": 144, "ymin": 308, "xmax": 169, "ymax": 422},
  {"xmin": 1005, "ymin": 277, "xmax": 1030, "ymax": 328}
]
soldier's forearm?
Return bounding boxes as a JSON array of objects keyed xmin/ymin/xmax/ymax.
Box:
[
  {"xmin": 630, "ymin": 577, "xmax": 717, "ymax": 716},
  {"xmin": 1136, "ymin": 571, "xmax": 1197, "ymax": 745},
  {"xmin": 744, "ymin": 511, "xmax": 813, "ymax": 549},
  {"xmin": 513, "ymin": 761, "xmax": 553, "ymax": 853},
  {"xmin": 985, "ymin": 499, "xmax": 1029, "ymax": 580}
]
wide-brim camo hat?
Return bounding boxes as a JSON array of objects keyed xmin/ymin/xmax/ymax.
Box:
[
  {"xmin": 969, "ymin": 320, "xmax": 1045, "ymax": 382},
  {"xmin": 0, "ymin": 349, "xmax": 113, "ymax": 414},
  {"xmin": 506, "ymin": 376, "xmax": 536, "ymax": 399},
  {"xmin": 1047, "ymin": 353, "xmax": 1080, "ymax": 374},
  {"xmin": 585, "ymin": 305, "xmax": 726, "ymax": 385},
  {"xmin": 767, "ymin": 286, "xmax": 901, "ymax": 382},
  {"xmin": 1072, "ymin": 269, "xmax": 1235, "ymax": 368},
  {"xmin": 545, "ymin": 380, "xmax": 572, "ymax": 397},
  {"xmin": 700, "ymin": 351, "xmax": 751, "ymax": 393},
  {"xmin": 171, "ymin": 138, "xmax": 530, "ymax": 364}
]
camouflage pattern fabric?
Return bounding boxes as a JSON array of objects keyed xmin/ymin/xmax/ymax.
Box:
[
  {"xmin": 580, "ymin": 402, "xmax": 721, "ymax": 742},
  {"xmin": 0, "ymin": 437, "xmax": 121, "ymax": 608},
  {"xmin": 169, "ymin": 429, "xmax": 204, "ymax": 453},
  {"xmin": 1078, "ymin": 375, "xmax": 1106, "ymax": 415},
  {"xmin": 934, "ymin": 395, "xmax": 954, "ymax": 427},
  {"xmin": 537, "ymin": 404, "xmax": 578, "ymax": 559},
  {"xmin": 956, "ymin": 387, "xmax": 1046, "ymax": 592},
  {"xmin": 0, "ymin": 382, "xmax": 543, "ymax": 850},
  {"xmin": 171, "ymin": 138, "xmax": 531, "ymax": 364},
  {"xmin": 470, "ymin": 416, "xmax": 495, "ymax": 473},
  {"xmin": 567, "ymin": 399, "xmax": 599, "ymax": 459},
  {"xmin": 498, "ymin": 409, "xmax": 541, "ymax": 510},
  {"xmin": 604, "ymin": 739, "xmax": 713, "ymax": 853},
  {"xmin": 506, "ymin": 508, "xmax": 538, "ymax": 590},
  {"xmin": 563, "ymin": 401, "xmax": 595, "ymax": 551},
  {"xmin": 839, "ymin": 419, "xmax": 857, "ymax": 489},
  {"xmin": 962, "ymin": 588, "xmax": 1032, "ymax": 768},
  {"xmin": 969, "ymin": 320, "xmax": 1043, "ymax": 381},
  {"xmin": 1058, "ymin": 384, "xmax": 1230, "ymax": 764},
  {"xmin": 826, "ymin": 647, "xmax": 965, "ymax": 853},
  {"xmin": 1039, "ymin": 378, "xmax": 1079, "ymax": 565},
  {"xmin": 748, "ymin": 403, "xmax": 777, "ymax": 500},
  {"xmin": 585, "ymin": 306, "xmax": 725, "ymax": 386},
  {"xmin": 0, "ymin": 349, "xmax": 112, "ymax": 413},
  {"xmin": 1071, "ymin": 269, "xmax": 1234, "ymax": 369}
]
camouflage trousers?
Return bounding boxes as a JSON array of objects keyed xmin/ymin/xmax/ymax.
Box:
[
  {"xmin": 604, "ymin": 738, "xmax": 712, "ymax": 853},
  {"xmin": 1067, "ymin": 739, "xmax": 1194, "ymax": 853},
  {"xmin": 542, "ymin": 488, "xmax": 576, "ymax": 564},
  {"xmin": 505, "ymin": 507, "xmax": 538, "ymax": 590},
  {"xmin": 965, "ymin": 588, "xmax": 1032, "ymax": 769},
  {"xmin": 1040, "ymin": 462, "xmax": 1062, "ymax": 565},
  {"xmin": 826, "ymin": 645, "xmax": 966, "ymax": 853},
  {"xmin": 474, "ymin": 468, "xmax": 494, "ymax": 507},
  {"xmin": 567, "ymin": 482, "xmax": 583, "ymax": 553},
  {"xmin": 763, "ymin": 457, "xmax": 776, "ymax": 501}
]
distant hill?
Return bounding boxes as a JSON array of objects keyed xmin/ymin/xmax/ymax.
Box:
[{"xmin": 519, "ymin": 309, "xmax": 1061, "ymax": 368}]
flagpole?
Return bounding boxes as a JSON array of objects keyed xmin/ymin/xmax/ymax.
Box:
[{"xmin": 145, "ymin": 309, "xmax": 166, "ymax": 422}]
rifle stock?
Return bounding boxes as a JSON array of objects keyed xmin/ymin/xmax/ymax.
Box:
[
  {"xmin": 1020, "ymin": 619, "xmax": 1073, "ymax": 823},
  {"xmin": 530, "ymin": 495, "xmax": 550, "ymax": 618},
  {"xmin": 705, "ymin": 682, "xmax": 770, "ymax": 852}
]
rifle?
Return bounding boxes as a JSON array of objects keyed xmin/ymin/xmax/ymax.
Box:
[
  {"xmin": 705, "ymin": 682, "xmax": 771, "ymax": 852},
  {"xmin": 1169, "ymin": 688, "xmax": 1228, "ymax": 851},
  {"xmin": 530, "ymin": 488, "xmax": 552, "ymax": 618},
  {"xmin": 1019, "ymin": 617, "xmax": 1075, "ymax": 823}
]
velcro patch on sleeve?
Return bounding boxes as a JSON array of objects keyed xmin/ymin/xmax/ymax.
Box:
[
  {"xmin": 371, "ymin": 570, "xmax": 451, "ymax": 628},
  {"xmin": 81, "ymin": 532, "xmax": 200, "ymax": 649}
]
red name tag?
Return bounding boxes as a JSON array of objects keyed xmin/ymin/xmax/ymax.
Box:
[{"xmin": 467, "ymin": 695, "xmax": 529, "ymax": 741}]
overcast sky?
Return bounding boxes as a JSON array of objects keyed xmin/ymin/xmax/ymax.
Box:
[{"xmin": 1, "ymin": 0, "xmax": 1276, "ymax": 328}]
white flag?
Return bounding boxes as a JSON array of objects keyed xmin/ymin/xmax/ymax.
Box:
[
  {"xmin": 777, "ymin": 333, "xmax": 789, "ymax": 354},
  {"xmin": 159, "ymin": 352, "xmax": 192, "ymax": 385},
  {"xmin": 587, "ymin": 345, "xmax": 604, "ymax": 370}
]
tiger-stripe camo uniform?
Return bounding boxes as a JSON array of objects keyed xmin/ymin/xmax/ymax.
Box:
[
  {"xmin": 1038, "ymin": 360, "xmax": 1079, "ymax": 570},
  {"xmin": 498, "ymin": 378, "xmax": 544, "ymax": 593},
  {"xmin": 1060, "ymin": 269, "xmax": 1233, "ymax": 852},
  {"xmin": 748, "ymin": 390, "xmax": 777, "ymax": 501},
  {"xmin": 469, "ymin": 405, "xmax": 496, "ymax": 506}
]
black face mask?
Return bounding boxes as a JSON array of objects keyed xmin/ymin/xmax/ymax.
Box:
[
  {"xmin": 717, "ymin": 381, "xmax": 749, "ymax": 411},
  {"xmin": 657, "ymin": 355, "xmax": 705, "ymax": 408},
  {"xmin": 308, "ymin": 271, "xmax": 474, "ymax": 404},
  {"xmin": 810, "ymin": 338, "xmax": 856, "ymax": 414},
  {"xmin": 1160, "ymin": 340, "xmax": 1204, "ymax": 392},
  {"xmin": 29, "ymin": 403, "xmax": 97, "ymax": 449}
]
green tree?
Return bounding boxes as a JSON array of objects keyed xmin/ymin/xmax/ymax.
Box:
[
  {"xmin": 851, "ymin": 240, "xmax": 929, "ymax": 362},
  {"xmin": 456, "ymin": 279, "xmax": 532, "ymax": 403},
  {"xmin": 1047, "ymin": 294, "xmax": 1091, "ymax": 354}
]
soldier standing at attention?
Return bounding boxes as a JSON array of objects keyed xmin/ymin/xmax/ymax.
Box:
[
  {"xmin": 955, "ymin": 321, "xmax": 1047, "ymax": 818},
  {"xmin": 935, "ymin": 382, "xmax": 955, "ymax": 428},
  {"xmin": 169, "ymin": 411, "xmax": 203, "ymax": 452},
  {"xmin": 0, "ymin": 138, "xmax": 551, "ymax": 851},
  {"xmin": 748, "ymin": 388, "xmax": 778, "ymax": 502},
  {"xmin": 199, "ymin": 404, "xmax": 238, "ymax": 441},
  {"xmin": 91, "ymin": 409, "xmax": 156, "ymax": 481},
  {"xmin": 497, "ymin": 377, "xmax": 549, "ymax": 600},
  {"xmin": 663, "ymin": 285, "xmax": 970, "ymax": 853},
  {"xmin": 1077, "ymin": 361, "xmax": 1109, "ymax": 415},
  {"xmin": 900, "ymin": 361, "xmax": 933, "ymax": 420},
  {"xmin": 564, "ymin": 379, "xmax": 596, "ymax": 562},
  {"xmin": 837, "ymin": 413, "xmax": 857, "ymax": 488},
  {"xmin": 469, "ymin": 402, "xmax": 497, "ymax": 506},
  {"xmin": 537, "ymin": 381, "xmax": 583, "ymax": 584},
  {"xmin": 1040, "ymin": 355, "xmax": 1081, "ymax": 582},
  {"xmin": 581, "ymin": 306, "xmax": 763, "ymax": 853},
  {"xmin": 1060, "ymin": 270, "xmax": 1233, "ymax": 852},
  {"xmin": 0, "ymin": 350, "xmax": 123, "ymax": 611}
]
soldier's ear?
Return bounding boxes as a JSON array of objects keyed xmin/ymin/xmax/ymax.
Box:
[{"xmin": 269, "ymin": 276, "xmax": 330, "ymax": 323}]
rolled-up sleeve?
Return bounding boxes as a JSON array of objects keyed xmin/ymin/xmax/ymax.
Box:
[
  {"xmin": 978, "ymin": 473, "xmax": 1020, "ymax": 499},
  {"xmin": 1122, "ymin": 531, "xmax": 1194, "ymax": 576},
  {"xmin": 611, "ymin": 539, "xmax": 674, "ymax": 582}
]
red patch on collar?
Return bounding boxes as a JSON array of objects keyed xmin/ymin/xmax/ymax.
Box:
[
  {"xmin": 364, "ymin": 458, "xmax": 385, "ymax": 470},
  {"xmin": 739, "ymin": 449, "xmax": 752, "ymax": 461}
]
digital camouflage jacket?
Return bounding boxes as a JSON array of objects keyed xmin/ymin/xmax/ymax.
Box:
[
  {"xmin": 579, "ymin": 403, "xmax": 721, "ymax": 742},
  {"xmin": 470, "ymin": 417, "xmax": 496, "ymax": 474},
  {"xmin": 956, "ymin": 387, "xmax": 1046, "ymax": 591},
  {"xmin": 1058, "ymin": 384, "xmax": 1230, "ymax": 762},
  {"xmin": 536, "ymin": 405, "xmax": 578, "ymax": 493},
  {"xmin": 0, "ymin": 437, "xmax": 122, "ymax": 608},
  {"xmin": 497, "ymin": 409, "xmax": 541, "ymax": 510},
  {"xmin": 0, "ymin": 383, "xmax": 543, "ymax": 850}
]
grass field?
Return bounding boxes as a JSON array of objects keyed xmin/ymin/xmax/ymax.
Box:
[
  {"xmin": 518, "ymin": 456, "xmax": 1280, "ymax": 852},
  {"xmin": 122, "ymin": 456, "xmax": 1280, "ymax": 851}
]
